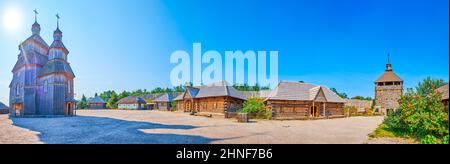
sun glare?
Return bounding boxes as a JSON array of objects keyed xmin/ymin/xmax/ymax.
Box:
[{"xmin": 3, "ymin": 7, "xmax": 23, "ymax": 32}]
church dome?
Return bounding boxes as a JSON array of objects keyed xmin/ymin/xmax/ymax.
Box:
[
  {"xmin": 53, "ymin": 27, "xmax": 63, "ymax": 41},
  {"xmin": 31, "ymin": 22, "xmax": 41, "ymax": 35}
]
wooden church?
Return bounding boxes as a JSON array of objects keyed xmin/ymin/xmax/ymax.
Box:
[{"xmin": 9, "ymin": 11, "xmax": 76, "ymax": 117}]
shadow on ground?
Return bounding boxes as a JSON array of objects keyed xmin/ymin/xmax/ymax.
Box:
[{"xmin": 11, "ymin": 116, "xmax": 218, "ymax": 144}]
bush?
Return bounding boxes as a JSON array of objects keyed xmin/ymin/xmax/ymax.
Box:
[
  {"xmin": 380, "ymin": 86, "xmax": 449, "ymax": 144},
  {"xmin": 421, "ymin": 135, "xmax": 437, "ymax": 144},
  {"xmin": 441, "ymin": 135, "xmax": 449, "ymax": 144},
  {"xmin": 364, "ymin": 109, "xmax": 374, "ymax": 116},
  {"xmin": 238, "ymin": 98, "xmax": 271, "ymax": 120},
  {"xmin": 344, "ymin": 106, "xmax": 358, "ymax": 116}
]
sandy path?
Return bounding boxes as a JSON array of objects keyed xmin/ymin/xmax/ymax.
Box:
[{"xmin": 0, "ymin": 110, "xmax": 383, "ymax": 144}]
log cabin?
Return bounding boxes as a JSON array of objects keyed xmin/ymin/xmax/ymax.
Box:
[
  {"xmin": 117, "ymin": 96, "xmax": 147, "ymax": 110},
  {"xmin": 141, "ymin": 94, "xmax": 165, "ymax": 110},
  {"xmin": 87, "ymin": 96, "xmax": 106, "ymax": 109},
  {"xmin": 153, "ymin": 93, "xmax": 182, "ymax": 111},
  {"xmin": 174, "ymin": 81, "xmax": 247, "ymax": 115},
  {"xmin": 265, "ymin": 81, "xmax": 346, "ymax": 120}
]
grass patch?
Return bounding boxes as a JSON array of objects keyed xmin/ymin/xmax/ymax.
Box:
[{"xmin": 369, "ymin": 123, "xmax": 410, "ymax": 139}]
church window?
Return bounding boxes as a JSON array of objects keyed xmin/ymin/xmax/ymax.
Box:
[
  {"xmin": 44, "ymin": 80, "xmax": 48, "ymax": 93},
  {"xmin": 16, "ymin": 84, "xmax": 20, "ymax": 96},
  {"xmin": 68, "ymin": 81, "xmax": 72, "ymax": 94}
]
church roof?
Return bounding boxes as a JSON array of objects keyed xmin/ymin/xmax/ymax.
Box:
[
  {"xmin": 12, "ymin": 50, "xmax": 48, "ymax": 72},
  {"xmin": 0, "ymin": 102, "xmax": 8, "ymax": 109},
  {"xmin": 38, "ymin": 59, "xmax": 75, "ymax": 78},
  {"xmin": 21, "ymin": 34, "xmax": 50, "ymax": 49},
  {"xmin": 266, "ymin": 81, "xmax": 346, "ymax": 103},
  {"xmin": 88, "ymin": 96, "xmax": 106, "ymax": 104},
  {"xmin": 436, "ymin": 84, "xmax": 449, "ymax": 100},
  {"xmin": 49, "ymin": 40, "xmax": 69, "ymax": 54},
  {"xmin": 375, "ymin": 71, "xmax": 403, "ymax": 83}
]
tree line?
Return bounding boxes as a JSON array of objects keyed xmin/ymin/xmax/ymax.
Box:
[{"xmin": 77, "ymin": 84, "xmax": 270, "ymax": 109}]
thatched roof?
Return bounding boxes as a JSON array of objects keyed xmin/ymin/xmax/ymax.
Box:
[
  {"xmin": 0, "ymin": 102, "xmax": 8, "ymax": 109},
  {"xmin": 436, "ymin": 84, "xmax": 449, "ymax": 100},
  {"xmin": 266, "ymin": 81, "xmax": 346, "ymax": 103}
]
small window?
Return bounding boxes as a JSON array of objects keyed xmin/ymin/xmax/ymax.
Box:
[
  {"xmin": 68, "ymin": 81, "xmax": 71, "ymax": 94},
  {"xmin": 16, "ymin": 84, "xmax": 20, "ymax": 96},
  {"xmin": 44, "ymin": 80, "xmax": 48, "ymax": 93}
]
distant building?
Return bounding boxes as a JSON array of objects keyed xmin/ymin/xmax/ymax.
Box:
[
  {"xmin": 241, "ymin": 90, "xmax": 272, "ymax": 99},
  {"xmin": 174, "ymin": 81, "xmax": 246, "ymax": 114},
  {"xmin": 9, "ymin": 12, "xmax": 76, "ymax": 117},
  {"xmin": 88, "ymin": 96, "xmax": 106, "ymax": 109},
  {"xmin": 0, "ymin": 102, "xmax": 9, "ymax": 114},
  {"xmin": 436, "ymin": 84, "xmax": 449, "ymax": 109},
  {"xmin": 140, "ymin": 94, "xmax": 165, "ymax": 110},
  {"xmin": 345, "ymin": 99, "xmax": 374, "ymax": 113},
  {"xmin": 153, "ymin": 93, "xmax": 182, "ymax": 111},
  {"xmin": 374, "ymin": 54, "xmax": 403, "ymax": 114},
  {"xmin": 266, "ymin": 81, "xmax": 346, "ymax": 120},
  {"xmin": 117, "ymin": 96, "xmax": 146, "ymax": 110}
]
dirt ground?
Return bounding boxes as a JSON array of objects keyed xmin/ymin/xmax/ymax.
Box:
[{"xmin": 0, "ymin": 110, "xmax": 384, "ymax": 144}]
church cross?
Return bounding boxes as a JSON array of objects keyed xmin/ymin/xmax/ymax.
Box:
[
  {"xmin": 33, "ymin": 9, "xmax": 39, "ymax": 22},
  {"xmin": 56, "ymin": 13, "xmax": 60, "ymax": 28}
]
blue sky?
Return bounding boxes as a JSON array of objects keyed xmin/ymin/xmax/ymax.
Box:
[{"xmin": 0, "ymin": 0, "xmax": 448, "ymax": 103}]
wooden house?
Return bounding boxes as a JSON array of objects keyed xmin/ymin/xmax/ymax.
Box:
[
  {"xmin": 117, "ymin": 96, "xmax": 147, "ymax": 110},
  {"xmin": 153, "ymin": 93, "xmax": 182, "ymax": 111},
  {"xmin": 140, "ymin": 94, "xmax": 164, "ymax": 110},
  {"xmin": 265, "ymin": 81, "xmax": 346, "ymax": 120},
  {"xmin": 0, "ymin": 102, "xmax": 9, "ymax": 114},
  {"xmin": 436, "ymin": 84, "xmax": 449, "ymax": 110},
  {"xmin": 87, "ymin": 96, "xmax": 106, "ymax": 109},
  {"xmin": 174, "ymin": 81, "xmax": 247, "ymax": 115}
]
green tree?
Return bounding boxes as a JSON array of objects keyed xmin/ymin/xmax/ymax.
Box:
[
  {"xmin": 99, "ymin": 90, "xmax": 114, "ymax": 102},
  {"xmin": 330, "ymin": 88, "xmax": 348, "ymax": 99},
  {"xmin": 106, "ymin": 91, "xmax": 118, "ymax": 109},
  {"xmin": 381, "ymin": 78, "xmax": 449, "ymax": 144},
  {"xmin": 238, "ymin": 98, "xmax": 271, "ymax": 119},
  {"xmin": 173, "ymin": 85, "xmax": 185, "ymax": 93},
  {"xmin": 77, "ymin": 94, "xmax": 88, "ymax": 109},
  {"xmin": 118, "ymin": 91, "xmax": 130, "ymax": 100},
  {"xmin": 351, "ymin": 96, "xmax": 373, "ymax": 101},
  {"xmin": 416, "ymin": 77, "xmax": 446, "ymax": 97}
]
